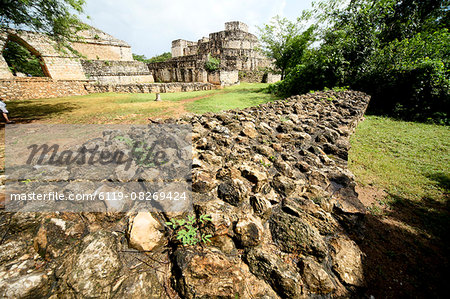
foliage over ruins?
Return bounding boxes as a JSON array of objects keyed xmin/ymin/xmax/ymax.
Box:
[{"xmin": 0, "ymin": 0, "xmax": 88, "ymax": 49}]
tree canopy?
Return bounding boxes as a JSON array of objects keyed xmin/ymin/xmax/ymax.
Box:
[
  {"xmin": 264, "ymin": 0, "xmax": 449, "ymax": 123},
  {"xmin": 0, "ymin": 0, "xmax": 88, "ymax": 46},
  {"xmin": 133, "ymin": 52, "xmax": 172, "ymax": 63},
  {"xmin": 258, "ymin": 16, "xmax": 316, "ymax": 79}
]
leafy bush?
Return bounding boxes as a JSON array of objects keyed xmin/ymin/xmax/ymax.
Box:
[
  {"xmin": 205, "ymin": 54, "xmax": 221, "ymax": 72},
  {"xmin": 264, "ymin": 0, "xmax": 449, "ymax": 123}
]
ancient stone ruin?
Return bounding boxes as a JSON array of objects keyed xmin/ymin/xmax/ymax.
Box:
[
  {"xmin": 148, "ymin": 21, "xmax": 279, "ymax": 85},
  {"xmin": 0, "ymin": 22, "xmax": 279, "ymax": 100},
  {"xmin": 0, "ymin": 90, "xmax": 371, "ymax": 297}
]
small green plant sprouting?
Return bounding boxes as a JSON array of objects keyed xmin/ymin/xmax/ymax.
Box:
[
  {"xmin": 165, "ymin": 214, "xmax": 212, "ymax": 246},
  {"xmin": 21, "ymin": 178, "xmax": 33, "ymax": 185},
  {"xmin": 115, "ymin": 135, "xmax": 133, "ymax": 147},
  {"xmin": 280, "ymin": 116, "xmax": 289, "ymax": 122},
  {"xmin": 269, "ymin": 155, "xmax": 276, "ymax": 161},
  {"xmin": 260, "ymin": 159, "xmax": 271, "ymax": 168},
  {"xmin": 20, "ymin": 170, "xmax": 46, "ymax": 185}
]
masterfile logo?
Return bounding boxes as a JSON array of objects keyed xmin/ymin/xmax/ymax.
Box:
[{"xmin": 5, "ymin": 124, "xmax": 192, "ymax": 213}]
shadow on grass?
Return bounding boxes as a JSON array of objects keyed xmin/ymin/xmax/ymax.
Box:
[
  {"xmin": 427, "ymin": 172, "xmax": 450, "ymax": 193},
  {"xmin": 387, "ymin": 193, "xmax": 450, "ymax": 241},
  {"xmin": 7, "ymin": 101, "xmax": 79, "ymax": 123},
  {"xmin": 347, "ymin": 191, "xmax": 449, "ymax": 298}
]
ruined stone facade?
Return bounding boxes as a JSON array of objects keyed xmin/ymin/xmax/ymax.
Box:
[
  {"xmin": 0, "ymin": 21, "xmax": 279, "ymax": 100},
  {"xmin": 80, "ymin": 60, "xmax": 154, "ymax": 84},
  {"xmin": 0, "ymin": 29, "xmax": 86, "ymax": 80},
  {"xmin": 148, "ymin": 21, "xmax": 277, "ymax": 84},
  {"xmin": 0, "ymin": 77, "xmax": 217, "ymax": 100},
  {"xmin": 170, "ymin": 21, "xmax": 270, "ymax": 71},
  {"xmin": 72, "ymin": 26, "xmax": 133, "ymax": 61}
]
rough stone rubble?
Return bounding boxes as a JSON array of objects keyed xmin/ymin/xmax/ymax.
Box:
[{"xmin": 0, "ymin": 90, "xmax": 370, "ymax": 298}]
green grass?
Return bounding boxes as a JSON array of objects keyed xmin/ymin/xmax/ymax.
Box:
[
  {"xmin": 349, "ymin": 116, "xmax": 449, "ymax": 202},
  {"xmin": 113, "ymin": 89, "xmax": 221, "ymax": 103},
  {"xmin": 186, "ymin": 83, "xmax": 278, "ymax": 113},
  {"xmin": 7, "ymin": 83, "xmax": 277, "ymax": 124},
  {"xmin": 349, "ymin": 116, "xmax": 449, "ymax": 239}
]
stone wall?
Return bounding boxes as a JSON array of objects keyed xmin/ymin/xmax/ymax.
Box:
[
  {"xmin": 0, "ymin": 90, "xmax": 372, "ymax": 298},
  {"xmin": 0, "ymin": 29, "xmax": 86, "ymax": 80},
  {"xmin": 239, "ymin": 70, "xmax": 282, "ymax": 83},
  {"xmin": 0, "ymin": 78, "xmax": 89, "ymax": 100},
  {"xmin": 85, "ymin": 82, "xmax": 217, "ymax": 94},
  {"xmin": 207, "ymin": 70, "xmax": 239, "ymax": 86},
  {"xmin": 148, "ymin": 57, "xmax": 238, "ymax": 86},
  {"xmin": 81, "ymin": 60, "xmax": 154, "ymax": 84},
  {"xmin": 266, "ymin": 73, "xmax": 282, "ymax": 83},
  {"xmin": 148, "ymin": 55, "xmax": 207, "ymax": 83},
  {"xmin": 0, "ymin": 77, "xmax": 218, "ymax": 100},
  {"xmin": 43, "ymin": 57, "xmax": 87, "ymax": 81},
  {"xmin": 239, "ymin": 70, "xmax": 266, "ymax": 83},
  {"xmin": 0, "ymin": 34, "xmax": 13, "ymax": 79},
  {"xmin": 71, "ymin": 26, "xmax": 133, "ymax": 61},
  {"xmin": 72, "ymin": 43, "xmax": 132, "ymax": 61}
]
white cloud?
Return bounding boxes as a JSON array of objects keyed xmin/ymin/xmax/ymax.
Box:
[{"xmin": 82, "ymin": 0, "xmax": 312, "ymax": 57}]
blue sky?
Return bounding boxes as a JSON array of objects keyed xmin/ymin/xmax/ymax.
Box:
[{"xmin": 82, "ymin": 0, "xmax": 313, "ymax": 58}]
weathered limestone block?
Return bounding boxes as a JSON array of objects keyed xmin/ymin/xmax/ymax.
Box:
[
  {"xmin": 300, "ymin": 257, "xmax": 336, "ymax": 294},
  {"xmin": 66, "ymin": 231, "xmax": 122, "ymax": 298},
  {"xmin": 329, "ymin": 236, "xmax": 364, "ymax": 286},
  {"xmin": 173, "ymin": 248, "xmax": 279, "ymax": 299},
  {"xmin": 246, "ymin": 246, "xmax": 304, "ymax": 298},
  {"xmin": 269, "ymin": 209, "xmax": 328, "ymax": 257},
  {"xmin": 127, "ymin": 212, "xmax": 165, "ymax": 252}
]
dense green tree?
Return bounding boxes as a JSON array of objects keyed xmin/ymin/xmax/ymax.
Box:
[
  {"xmin": 132, "ymin": 52, "xmax": 172, "ymax": 63},
  {"xmin": 258, "ymin": 15, "xmax": 316, "ymax": 79},
  {"xmin": 0, "ymin": 0, "xmax": 87, "ymax": 46},
  {"xmin": 147, "ymin": 52, "xmax": 171, "ymax": 63},
  {"xmin": 132, "ymin": 54, "xmax": 148, "ymax": 63},
  {"xmin": 267, "ymin": 0, "xmax": 449, "ymax": 123}
]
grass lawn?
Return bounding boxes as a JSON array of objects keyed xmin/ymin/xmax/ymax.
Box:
[
  {"xmin": 349, "ymin": 115, "xmax": 449, "ymax": 217},
  {"xmin": 349, "ymin": 115, "xmax": 449, "ymax": 297},
  {"xmin": 6, "ymin": 83, "xmax": 278, "ymax": 124}
]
